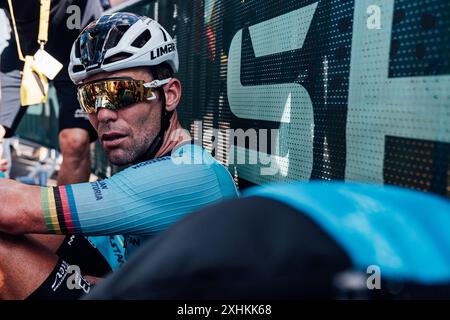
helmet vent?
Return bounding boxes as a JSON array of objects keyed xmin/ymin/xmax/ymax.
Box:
[
  {"xmin": 131, "ymin": 30, "xmax": 152, "ymax": 48},
  {"xmin": 72, "ymin": 65, "xmax": 85, "ymax": 73},
  {"xmin": 116, "ymin": 24, "xmax": 131, "ymax": 34},
  {"xmin": 74, "ymin": 38, "xmax": 81, "ymax": 58},
  {"xmin": 104, "ymin": 24, "xmax": 131, "ymax": 50},
  {"xmin": 160, "ymin": 28, "xmax": 168, "ymax": 42},
  {"xmin": 103, "ymin": 52, "xmax": 133, "ymax": 65}
]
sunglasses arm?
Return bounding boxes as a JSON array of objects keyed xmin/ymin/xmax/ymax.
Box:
[{"xmin": 144, "ymin": 78, "xmax": 172, "ymax": 89}]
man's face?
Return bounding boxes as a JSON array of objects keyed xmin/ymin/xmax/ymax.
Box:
[{"xmin": 84, "ymin": 68, "xmax": 162, "ymax": 165}]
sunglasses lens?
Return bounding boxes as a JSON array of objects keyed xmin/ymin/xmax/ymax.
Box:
[
  {"xmin": 77, "ymin": 88, "xmax": 96, "ymax": 113},
  {"xmin": 77, "ymin": 79, "xmax": 155, "ymax": 113}
]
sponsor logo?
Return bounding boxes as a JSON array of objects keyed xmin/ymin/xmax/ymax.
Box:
[
  {"xmin": 51, "ymin": 261, "xmax": 70, "ymax": 292},
  {"xmin": 90, "ymin": 181, "xmax": 104, "ymax": 201},
  {"xmin": 67, "ymin": 235, "xmax": 76, "ymax": 246},
  {"xmin": 150, "ymin": 43, "xmax": 176, "ymax": 60},
  {"xmin": 131, "ymin": 156, "xmax": 171, "ymax": 169},
  {"xmin": 74, "ymin": 108, "xmax": 89, "ymax": 119}
]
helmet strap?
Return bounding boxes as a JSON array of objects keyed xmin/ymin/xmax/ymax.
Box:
[
  {"xmin": 134, "ymin": 86, "xmax": 173, "ymax": 163},
  {"xmin": 133, "ymin": 66, "xmax": 174, "ymax": 163}
]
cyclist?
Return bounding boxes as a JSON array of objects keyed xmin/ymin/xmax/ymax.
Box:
[{"xmin": 0, "ymin": 12, "xmax": 238, "ymax": 300}]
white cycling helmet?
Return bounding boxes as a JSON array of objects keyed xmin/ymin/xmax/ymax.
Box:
[{"xmin": 69, "ymin": 12, "xmax": 179, "ymax": 84}]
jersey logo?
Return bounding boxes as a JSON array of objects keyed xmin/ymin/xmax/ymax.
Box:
[{"xmin": 131, "ymin": 156, "xmax": 171, "ymax": 169}]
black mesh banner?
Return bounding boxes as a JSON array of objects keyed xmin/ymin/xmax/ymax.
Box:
[{"xmin": 121, "ymin": 0, "xmax": 449, "ymax": 197}]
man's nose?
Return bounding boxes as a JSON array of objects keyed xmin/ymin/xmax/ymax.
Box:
[{"xmin": 96, "ymin": 107, "xmax": 118, "ymax": 123}]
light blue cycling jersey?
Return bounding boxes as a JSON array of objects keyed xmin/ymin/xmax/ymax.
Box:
[
  {"xmin": 41, "ymin": 144, "xmax": 239, "ymax": 259},
  {"xmin": 87, "ymin": 235, "xmax": 126, "ymax": 270}
]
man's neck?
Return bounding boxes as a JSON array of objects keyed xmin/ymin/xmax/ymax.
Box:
[{"xmin": 154, "ymin": 111, "xmax": 192, "ymax": 158}]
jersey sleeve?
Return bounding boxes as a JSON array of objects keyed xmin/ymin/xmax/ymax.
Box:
[{"xmin": 40, "ymin": 145, "xmax": 238, "ymax": 236}]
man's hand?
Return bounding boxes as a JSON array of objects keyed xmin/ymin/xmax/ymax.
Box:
[{"xmin": 0, "ymin": 179, "xmax": 47, "ymax": 235}]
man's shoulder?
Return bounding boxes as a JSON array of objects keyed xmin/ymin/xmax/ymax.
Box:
[
  {"xmin": 112, "ymin": 143, "xmax": 238, "ymax": 196},
  {"xmin": 122, "ymin": 144, "xmax": 220, "ymax": 173}
]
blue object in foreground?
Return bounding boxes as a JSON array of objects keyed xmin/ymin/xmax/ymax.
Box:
[{"xmin": 245, "ymin": 182, "xmax": 450, "ymax": 285}]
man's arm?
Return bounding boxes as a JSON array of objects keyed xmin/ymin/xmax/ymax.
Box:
[
  {"xmin": 0, "ymin": 145, "xmax": 238, "ymax": 236},
  {"xmin": 0, "ymin": 179, "xmax": 47, "ymax": 234}
]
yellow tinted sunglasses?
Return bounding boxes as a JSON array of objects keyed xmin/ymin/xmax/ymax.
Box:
[{"xmin": 77, "ymin": 78, "xmax": 171, "ymax": 114}]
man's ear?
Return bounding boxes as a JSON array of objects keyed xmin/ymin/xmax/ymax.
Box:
[{"xmin": 164, "ymin": 78, "xmax": 181, "ymax": 112}]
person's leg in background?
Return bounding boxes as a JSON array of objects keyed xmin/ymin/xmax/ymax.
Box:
[
  {"xmin": 57, "ymin": 128, "xmax": 91, "ymax": 185},
  {"xmin": 0, "ymin": 70, "xmax": 27, "ymax": 176},
  {"xmin": 54, "ymin": 81, "xmax": 97, "ymax": 185}
]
